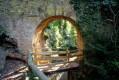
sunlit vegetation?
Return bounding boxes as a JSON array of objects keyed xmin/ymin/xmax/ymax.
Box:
[
  {"xmin": 43, "ymin": 20, "xmax": 78, "ymax": 49},
  {"xmin": 0, "ymin": 0, "xmax": 119, "ymax": 80}
]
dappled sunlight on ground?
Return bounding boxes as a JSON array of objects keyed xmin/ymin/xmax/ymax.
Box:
[{"xmin": 0, "ymin": 58, "xmax": 27, "ymax": 80}]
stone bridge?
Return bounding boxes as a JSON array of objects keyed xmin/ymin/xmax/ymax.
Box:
[{"xmin": 0, "ymin": 0, "xmax": 82, "ymax": 54}]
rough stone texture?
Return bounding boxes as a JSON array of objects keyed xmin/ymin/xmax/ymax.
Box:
[
  {"xmin": 0, "ymin": 0, "xmax": 76, "ymax": 54},
  {"xmin": 0, "ymin": 1, "xmax": 80, "ymax": 79},
  {"xmin": 0, "ymin": 47, "xmax": 27, "ymax": 70},
  {"xmin": 0, "ymin": 48, "xmax": 7, "ymax": 70}
]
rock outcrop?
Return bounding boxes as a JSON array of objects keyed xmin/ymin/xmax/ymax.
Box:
[{"xmin": 0, "ymin": 47, "xmax": 27, "ymax": 70}]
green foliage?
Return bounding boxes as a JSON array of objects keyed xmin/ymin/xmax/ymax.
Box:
[
  {"xmin": 44, "ymin": 20, "xmax": 77, "ymax": 49},
  {"xmin": 0, "ymin": 25, "xmax": 6, "ymax": 35},
  {"xmin": 70, "ymin": 0, "xmax": 119, "ymax": 80},
  {"xmin": 27, "ymin": 67, "xmax": 40, "ymax": 80}
]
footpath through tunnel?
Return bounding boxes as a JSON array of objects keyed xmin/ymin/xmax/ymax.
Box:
[{"xmin": 29, "ymin": 15, "xmax": 84, "ymax": 80}]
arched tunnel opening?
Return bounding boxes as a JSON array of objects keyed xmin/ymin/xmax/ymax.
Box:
[
  {"xmin": 32, "ymin": 16, "xmax": 84, "ymax": 54},
  {"xmin": 31, "ymin": 16, "xmax": 84, "ymax": 80},
  {"xmin": 32, "ymin": 16, "xmax": 84, "ymax": 60}
]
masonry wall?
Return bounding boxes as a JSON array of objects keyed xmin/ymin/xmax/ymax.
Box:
[{"xmin": 0, "ymin": 0, "xmax": 76, "ymax": 54}]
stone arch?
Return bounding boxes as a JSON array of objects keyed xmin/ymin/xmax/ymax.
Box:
[{"xmin": 32, "ymin": 15, "xmax": 84, "ymax": 57}]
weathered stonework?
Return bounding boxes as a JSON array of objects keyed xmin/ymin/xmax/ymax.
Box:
[{"xmin": 0, "ymin": 0, "xmax": 77, "ymax": 54}]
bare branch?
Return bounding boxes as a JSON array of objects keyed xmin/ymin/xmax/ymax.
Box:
[
  {"xmin": 109, "ymin": 5, "xmax": 115, "ymax": 16},
  {"xmin": 100, "ymin": 19, "xmax": 113, "ymax": 26}
]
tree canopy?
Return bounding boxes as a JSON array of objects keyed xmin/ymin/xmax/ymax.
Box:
[{"xmin": 70, "ymin": 0, "xmax": 119, "ymax": 80}]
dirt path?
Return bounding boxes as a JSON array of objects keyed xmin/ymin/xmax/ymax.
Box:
[{"xmin": 0, "ymin": 58, "xmax": 27, "ymax": 80}]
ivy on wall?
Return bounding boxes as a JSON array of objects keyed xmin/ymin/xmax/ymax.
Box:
[{"xmin": 70, "ymin": 0, "xmax": 119, "ymax": 80}]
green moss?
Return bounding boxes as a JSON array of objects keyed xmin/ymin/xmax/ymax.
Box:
[{"xmin": 0, "ymin": 26, "xmax": 6, "ymax": 35}]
